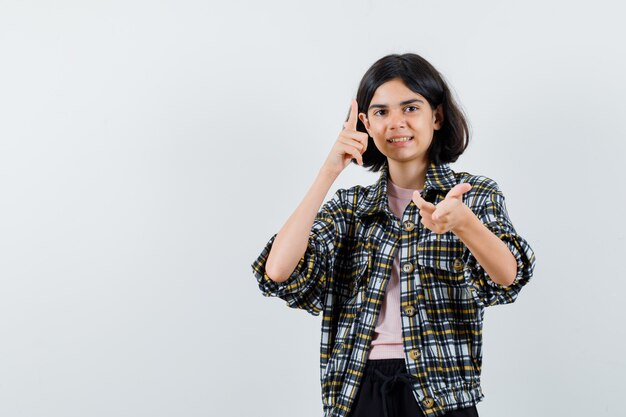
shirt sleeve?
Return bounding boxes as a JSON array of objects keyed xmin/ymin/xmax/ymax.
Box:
[
  {"xmin": 461, "ymin": 185, "xmax": 536, "ymax": 308},
  {"xmin": 250, "ymin": 189, "xmax": 347, "ymax": 316}
]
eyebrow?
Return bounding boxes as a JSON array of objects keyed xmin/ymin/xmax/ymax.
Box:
[{"xmin": 368, "ymin": 99, "xmax": 425, "ymax": 111}]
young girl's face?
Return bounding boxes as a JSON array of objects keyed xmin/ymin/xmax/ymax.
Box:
[{"xmin": 358, "ymin": 78, "xmax": 443, "ymax": 166}]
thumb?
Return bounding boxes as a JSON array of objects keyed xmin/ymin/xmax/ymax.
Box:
[{"xmin": 446, "ymin": 183, "xmax": 472, "ymax": 200}]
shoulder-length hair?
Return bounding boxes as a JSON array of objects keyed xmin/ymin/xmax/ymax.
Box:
[{"xmin": 349, "ymin": 53, "xmax": 471, "ymax": 172}]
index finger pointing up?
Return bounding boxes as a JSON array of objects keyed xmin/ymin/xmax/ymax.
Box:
[{"xmin": 346, "ymin": 98, "xmax": 358, "ymax": 131}]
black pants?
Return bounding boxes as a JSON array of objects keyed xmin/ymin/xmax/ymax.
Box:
[{"xmin": 347, "ymin": 359, "xmax": 479, "ymax": 417}]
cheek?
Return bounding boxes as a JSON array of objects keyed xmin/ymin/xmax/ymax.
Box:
[
  {"xmin": 369, "ymin": 123, "xmax": 386, "ymax": 136},
  {"xmin": 414, "ymin": 115, "xmax": 433, "ymax": 127}
]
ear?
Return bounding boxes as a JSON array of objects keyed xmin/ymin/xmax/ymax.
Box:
[
  {"xmin": 358, "ymin": 112, "xmax": 370, "ymax": 133},
  {"xmin": 433, "ymin": 104, "xmax": 444, "ymax": 130}
]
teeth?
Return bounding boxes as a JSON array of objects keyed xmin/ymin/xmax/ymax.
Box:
[{"xmin": 388, "ymin": 137, "xmax": 412, "ymax": 143}]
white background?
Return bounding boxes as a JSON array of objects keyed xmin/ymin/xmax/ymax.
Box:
[{"xmin": 1, "ymin": 1, "xmax": 625, "ymax": 416}]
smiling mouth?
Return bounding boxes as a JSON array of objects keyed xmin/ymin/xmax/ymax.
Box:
[{"xmin": 387, "ymin": 136, "xmax": 413, "ymax": 143}]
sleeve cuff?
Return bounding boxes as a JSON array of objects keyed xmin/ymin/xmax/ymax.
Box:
[
  {"xmin": 462, "ymin": 229, "xmax": 536, "ymax": 307},
  {"xmin": 250, "ymin": 232, "xmax": 328, "ymax": 300}
]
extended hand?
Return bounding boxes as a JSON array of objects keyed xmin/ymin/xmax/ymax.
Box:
[{"xmin": 412, "ymin": 183, "xmax": 473, "ymax": 234}]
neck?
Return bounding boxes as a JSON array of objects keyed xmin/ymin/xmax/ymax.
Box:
[{"xmin": 387, "ymin": 158, "xmax": 429, "ymax": 190}]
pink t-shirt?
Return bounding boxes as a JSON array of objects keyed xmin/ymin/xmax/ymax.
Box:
[{"xmin": 367, "ymin": 178, "xmax": 422, "ymax": 360}]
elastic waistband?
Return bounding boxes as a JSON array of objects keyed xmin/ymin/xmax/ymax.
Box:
[
  {"xmin": 362, "ymin": 358, "xmax": 407, "ymax": 377},
  {"xmin": 363, "ymin": 358, "xmax": 420, "ymax": 417}
]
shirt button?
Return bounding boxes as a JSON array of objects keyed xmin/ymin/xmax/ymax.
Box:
[
  {"xmin": 409, "ymin": 349, "xmax": 421, "ymax": 360},
  {"xmin": 422, "ymin": 397, "xmax": 435, "ymax": 408},
  {"xmin": 403, "ymin": 305, "xmax": 416, "ymax": 316},
  {"xmin": 402, "ymin": 262, "xmax": 414, "ymax": 273},
  {"xmin": 403, "ymin": 220, "xmax": 415, "ymax": 231},
  {"xmin": 453, "ymin": 258, "xmax": 464, "ymax": 272}
]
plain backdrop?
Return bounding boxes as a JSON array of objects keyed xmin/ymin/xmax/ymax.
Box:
[{"xmin": 1, "ymin": 1, "xmax": 625, "ymax": 416}]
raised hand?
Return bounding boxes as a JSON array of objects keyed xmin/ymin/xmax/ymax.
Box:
[
  {"xmin": 321, "ymin": 98, "xmax": 369, "ymax": 175},
  {"xmin": 411, "ymin": 183, "xmax": 473, "ymax": 234}
]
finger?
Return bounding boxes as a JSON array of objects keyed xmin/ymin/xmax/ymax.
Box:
[
  {"xmin": 350, "ymin": 148, "xmax": 363, "ymax": 166},
  {"xmin": 359, "ymin": 133, "xmax": 369, "ymax": 152},
  {"xmin": 344, "ymin": 145, "xmax": 363, "ymax": 166},
  {"xmin": 412, "ymin": 190, "xmax": 436, "ymax": 211},
  {"xmin": 357, "ymin": 131, "xmax": 368, "ymax": 153},
  {"xmin": 346, "ymin": 99, "xmax": 358, "ymax": 131},
  {"xmin": 431, "ymin": 198, "xmax": 453, "ymax": 220},
  {"xmin": 446, "ymin": 183, "xmax": 472, "ymax": 199},
  {"xmin": 339, "ymin": 132, "xmax": 368, "ymax": 153}
]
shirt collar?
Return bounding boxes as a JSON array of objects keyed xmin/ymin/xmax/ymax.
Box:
[{"xmin": 354, "ymin": 160, "xmax": 457, "ymax": 219}]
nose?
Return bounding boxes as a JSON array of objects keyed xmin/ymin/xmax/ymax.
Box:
[{"xmin": 388, "ymin": 109, "xmax": 406, "ymax": 129}]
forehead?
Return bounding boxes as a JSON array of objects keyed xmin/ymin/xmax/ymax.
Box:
[{"xmin": 369, "ymin": 79, "xmax": 426, "ymax": 107}]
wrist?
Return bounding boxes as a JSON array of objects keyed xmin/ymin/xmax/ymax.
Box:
[{"xmin": 451, "ymin": 204, "xmax": 478, "ymax": 236}]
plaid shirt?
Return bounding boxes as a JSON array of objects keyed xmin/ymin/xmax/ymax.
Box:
[{"xmin": 251, "ymin": 160, "xmax": 536, "ymax": 417}]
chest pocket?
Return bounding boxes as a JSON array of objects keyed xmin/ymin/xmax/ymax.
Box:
[
  {"xmin": 416, "ymin": 231, "xmax": 477, "ymax": 323},
  {"xmin": 334, "ymin": 240, "xmax": 377, "ymax": 348},
  {"xmin": 417, "ymin": 231, "xmax": 466, "ymax": 278},
  {"xmin": 342, "ymin": 242, "xmax": 373, "ymax": 305}
]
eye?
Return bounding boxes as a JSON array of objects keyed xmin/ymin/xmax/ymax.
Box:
[
  {"xmin": 405, "ymin": 106, "xmax": 418, "ymax": 112},
  {"xmin": 373, "ymin": 109, "xmax": 386, "ymax": 116}
]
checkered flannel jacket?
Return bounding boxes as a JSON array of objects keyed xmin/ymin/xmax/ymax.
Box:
[{"xmin": 251, "ymin": 160, "xmax": 536, "ymax": 417}]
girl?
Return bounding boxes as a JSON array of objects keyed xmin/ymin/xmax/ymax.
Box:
[{"xmin": 251, "ymin": 53, "xmax": 536, "ymax": 417}]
